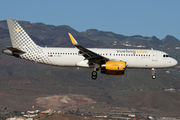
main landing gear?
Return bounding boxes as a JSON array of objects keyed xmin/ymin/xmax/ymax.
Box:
[
  {"xmin": 91, "ymin": 71, "xmax": 97, "ymax": 80},
  {"xmin": 151, "ymin": 68, "xmax": 156, "ymax": 79},
  {"xmin": 91, "ymin": 64, "xmax": 100, "ymax": 80}
]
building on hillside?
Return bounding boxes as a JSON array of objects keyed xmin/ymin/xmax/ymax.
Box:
[
  {"xmin": 41, "ymin": 109, "xmax": 53, "ymax": 114},
  {"xmin": 6, "ymin": 117, "xmax": 25, "ymax": 120},
  {"xmin": 129, "ymin": 114, "xmax": 136, "ymax": 118},
  {"xmin": 164, "ymin": 88, "xmax": 175, "ymax": 92},
  {"xmin": 175, "ymin": 47, "xmax": 180, "ymax": 49}
]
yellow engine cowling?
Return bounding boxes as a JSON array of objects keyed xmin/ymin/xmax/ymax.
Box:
[
  {"xmin": 105, "ymin": 61, "xmax": 126, "ymax": 71},
  {"xmin": 101, "ymin": 61, "xmax": 126, "ymax": 75}
]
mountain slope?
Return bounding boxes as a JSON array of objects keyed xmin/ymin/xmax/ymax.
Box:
[{"xmin": 0, "ymin": 20, "xmax": 180, "ymax": 116}]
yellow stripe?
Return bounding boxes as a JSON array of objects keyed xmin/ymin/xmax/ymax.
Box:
[{"xmin": 68, "ymin": 33, "xmax": 77, "ymax": 45}]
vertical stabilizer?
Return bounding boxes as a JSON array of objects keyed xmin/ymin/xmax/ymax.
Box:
[
  {"xmin": 6, "ymin": 19, "xmax": 52, "ymax": 65},
  {"xmin": 7, "ymin": 19, "xmax": 37, "ymax": 50}
]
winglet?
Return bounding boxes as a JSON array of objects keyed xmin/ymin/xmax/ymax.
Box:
[{"xmin": 68, "ymin": 33, "xmax": 78, "ymax": 45}]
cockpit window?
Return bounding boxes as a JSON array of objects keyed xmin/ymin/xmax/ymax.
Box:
[{"xmin": 163, "ymin": 54, "xmax": 170, "ymax": 57}]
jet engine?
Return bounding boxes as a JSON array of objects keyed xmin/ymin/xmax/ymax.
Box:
[{"xmin": 101, "ymin": 61, "xmax": 126, "ymax": 75}]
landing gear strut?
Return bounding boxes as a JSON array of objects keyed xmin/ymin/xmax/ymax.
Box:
[
  {"xmin": 91, "ymin": 71, "xmax": 97, "ymax": 80},
  {"xmin": 91, "ymin": 64, "xmax": 100, "ymax": 80},
  {"xmin": 151, "ymin": 68, "xmax": 156, "ymax": 79}
]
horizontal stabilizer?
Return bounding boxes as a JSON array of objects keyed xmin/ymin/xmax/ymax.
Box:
[{"xmin": 6, "ymin": 46, "xmax": 26, "ymax": 54}]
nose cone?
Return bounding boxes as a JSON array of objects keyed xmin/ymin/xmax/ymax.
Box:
[{"xmin": 172, "ymin": 58, "xmax": 178, "ymax": 66}]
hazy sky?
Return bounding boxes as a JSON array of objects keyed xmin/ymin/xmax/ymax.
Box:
[{"xmin": 1, "ymin": 0, "xmax": 180, "ymax": 40}]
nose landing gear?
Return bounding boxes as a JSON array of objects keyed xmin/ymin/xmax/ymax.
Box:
[{"xmin": 151, "ymin": 68, "xmax": 156, "ymax": 79}]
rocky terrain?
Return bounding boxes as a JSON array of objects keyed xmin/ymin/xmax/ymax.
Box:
[{"xmin": 36, "ymin": 94, "xmax": 96, "ymax": 110}]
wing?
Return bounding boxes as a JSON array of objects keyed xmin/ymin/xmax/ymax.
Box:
[{"xmin": 68, "ymin": 33, "xmax": 109, "ymax": 65}]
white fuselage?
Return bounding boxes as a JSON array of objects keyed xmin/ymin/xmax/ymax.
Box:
[
  {"xmin": 40, "ymin": 47, "xmax": 177, "ymax": 69},
  {"xmin": 5, "ymin": 19, "xmax": 178, "ymax": 79}
]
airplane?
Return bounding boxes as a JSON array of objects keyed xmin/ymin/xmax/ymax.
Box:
[{"xmin": 2, "ymin": 19, "xmax": 178, "ymax": 80}]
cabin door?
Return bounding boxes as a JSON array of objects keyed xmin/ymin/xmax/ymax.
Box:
[{"xmin": 152, "ymin": 51, "xmax": 157, "ymax": 61}]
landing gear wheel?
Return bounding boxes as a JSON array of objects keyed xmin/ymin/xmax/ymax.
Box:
[
  {"xmin": 151, "ymin": 68, "xmax": 156, "ymax": 79},
  {"xmin": 152, "ymin": 75, "xmax": 156, "ymax": 79},
  {"xmin": 91, "ymin": 71, "xmax": 97, "ymax": 80},
  {"xmin": 92, "ymin": 75, "xmax": 97, "ymax": 80},
  {"xmin": 92, "ymin": 71, "xmax": 97, "ymax": 76}
]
